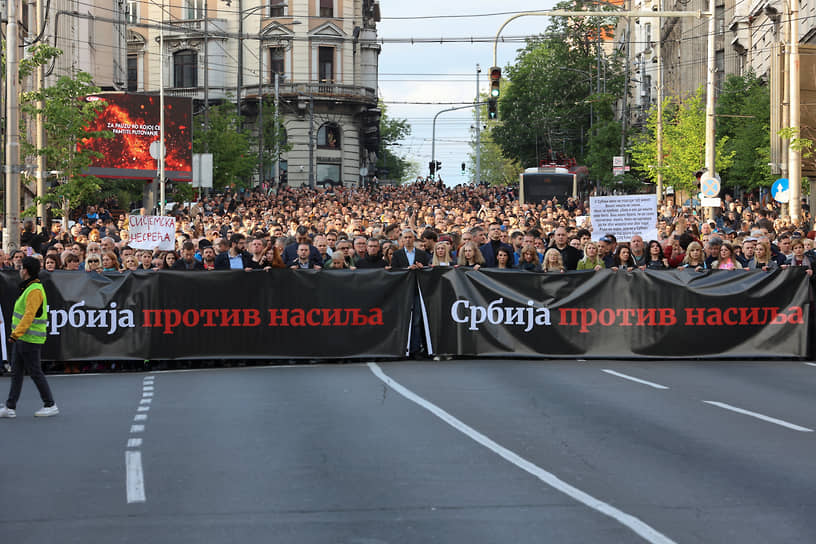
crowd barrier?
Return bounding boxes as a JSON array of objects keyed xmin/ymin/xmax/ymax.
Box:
[{"xmin": 0, "ymin": 268, "xmax": 809, "ymax": 361}]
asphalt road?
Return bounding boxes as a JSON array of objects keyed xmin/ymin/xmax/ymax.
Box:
[{"xmin": 1, "ymin": 360, "xmax": 815, "ymax": 543}]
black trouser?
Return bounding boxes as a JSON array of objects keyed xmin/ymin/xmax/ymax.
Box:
[{"xmin": 6, "ymin": 340, "xmax": 54, "ymax": 410}]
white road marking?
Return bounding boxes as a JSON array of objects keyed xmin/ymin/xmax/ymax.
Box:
[
  {"xmin": 367, "ymin": 362, "xmax": 676, "ymax": 544},
  {"xmin": 142, "ymin": 386, "xmax": 154, "ymax": 392},
  {"xmin": 703, "ymin": 401, "xmax": 814, "ymax": 432},
  {"xmin": 805, "ymin": 363, "xmax": 816, "ymax": 367},
  {"xmin": 134, "ymin": 414, "xmax": 148, "ymax": 421},
  {"xmin": 125, "ymin": 451, "xmax": 146, "ymax": 503},
  {"xmin": 140, "ymin": 398, "xmax": 152, "ymax": 405},
  {"xmin": 130, "ymin": 424, "xmax": 145, "ymax": 433},
  {"xmin": 137, "ymin": 406, "xmax": 150, "ymax": 412},
  {"xmin": 142, "ymin": 392, "xmax": 153, "ymax": 398},
  {"xmin": 602, "ymin": 369, "xmax": 669, "ymax": 390},
  {"xmin": 127, "ymin": 438, "xmax": 143, "ymax": 448}
]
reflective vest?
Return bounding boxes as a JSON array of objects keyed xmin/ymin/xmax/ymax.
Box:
[{"xmin": 12, "ymin": 281, "xmax": 48, "ymax": 344}]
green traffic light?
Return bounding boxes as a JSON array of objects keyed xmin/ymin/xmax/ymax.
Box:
[{"xmin": 490, "ymin": 87, "xmax": 500, "ymax": 97}]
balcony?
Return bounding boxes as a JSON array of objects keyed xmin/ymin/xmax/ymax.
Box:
[{"xmin": 242, "ymin": 81, "xmax": 378, "ymax": 104}]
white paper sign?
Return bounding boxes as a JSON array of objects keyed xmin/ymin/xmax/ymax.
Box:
[
  {"xmin": 128, "ymin": 215, "xmax": 176, "ymax": 251},
  {"xmin": 590, "ymin": 195, "xmax": 658, "ymax": 242}
]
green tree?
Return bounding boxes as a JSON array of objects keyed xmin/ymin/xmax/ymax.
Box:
[
  {"xmin": 376, "ymin": 102, "xmax": 413, "ymax": 182},
  {"xmin": 20, "ymin": 69, "xmax": 113, "ymax": 219},
  {"xmin": 193, "ymin": 102, "xmax": 257, "ymax": 189},
  {"xmin": 492, "ymin": 0, "xmax": 624, "ymax": 168},
  {"xmin": 715, "ymin": 73, "xmax": 771, "ymax": 190},
  {"xmin": 585, "ymin": 117, "xmax": 624, "ymax": 188},
  {"xmin": 629, "ymin": 87, "xmax": 735, "ymax": 194}
]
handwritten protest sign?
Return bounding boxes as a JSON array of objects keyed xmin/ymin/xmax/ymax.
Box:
[{"xmin": 128, "ymin": 216, "xmax": 176, "ymax": 251}]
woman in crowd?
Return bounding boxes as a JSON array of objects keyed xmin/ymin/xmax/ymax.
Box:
[
  {"xmin": 643, "ymin": 240, "xmax": 669, "ymax": 270},
  {"xmin": 85, "ymin": 254, "xmax": 102, "ymax": 273},
  {"xmin": 577, "ymin": 241, "xmax": 603, "ymax": 271},
  {"xmin": 752, "ymin": 241, "xmax": 779, "ymax": 271},
  {"xmin": 122, "ymin": 255, "xmax": 140, "ymax": 272},
  {"xmin": 101, "ymin": 251, "xmax": 119, "ymax": 272},
  {"xmin": 431, "ymin": 239, "xmax": 455, "ymax": 267},
  {"xmin": 712, "ymin": 242, "xmax": 742, "ymax": 270},
  {"xmin": 517, "ymin": 245, "xmax": 542, "ymax": 272},
  {"xmin": 612, "ymin": 244, "xmax": 636, "ymax": 271},
  {"xmin": 456, "ymin": 241, "xmax": 484, "ymax": 270},
  {"xmin": 786, "ymin": 238, "xmax": 814, "ymax": 275},
  {"xmin": 496, "ymin": 247, "xmax": 514, "ymax": 269},
  {"xmin": 681, "ymin": 241, "xmax": 708, "ymax": 271},
  {"xmin": 381, "ymin": 242, "xmax": 395, "ymax": 268},
  {"xmin": 542, "ymin": 248, "xmax": 565, "ymax": 272},
  {"xmin": 44, "ymin": 254, "xmax": 61, "ymax": 272},
  {"xmin": 163, "ymin": 251, "xmax": 177, "ymax": 270},
  {"xmin": 261, "ymin": 245, "xmax": 286, "ymax": 269}
]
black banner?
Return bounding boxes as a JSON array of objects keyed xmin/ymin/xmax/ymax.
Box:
[
  {"xmin": 0, "ymin": 270, "xmax": 414, "ymax": 360},
  {"xmin": 418, "ymin": 268, "xmax": 811, "ymax": 358}
]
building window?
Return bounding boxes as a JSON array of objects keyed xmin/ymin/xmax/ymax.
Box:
[
  {"xmin": 269, "ymin": 46, "xmax": 285, "ymax": 77},
  {"xmin": 320, "ymin": 0, "xmax": 333, "ymax": 17},
  {"xmin": 318, "ymin": 123, "xmax": 341, "ymax": 148},
  {"xmin": 269, "ymin": 1, "xmax": 286, "ymax": 16},
  {"xmin": 127, "ymin": 55, "xmax": 138, "ymax": 91},
  {"xmin": 126, "ymin": 0, "xmax": 139, "ymax": 24},
  {"xmin": 317, "ymin": 163, "xmax": 341, "ymax": 186},
  {"xmin": 183, "ymin": 0, "xmax": 204, "ymax": 20},
  {"xmin": 318, "ymin": 46, "xmax": 334, "ymax": 82},
  {"xmin": 173, "ymin": 50, "xmax": 198, "ymax": 88}
]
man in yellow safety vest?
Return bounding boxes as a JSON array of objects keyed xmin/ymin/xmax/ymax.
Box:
[{"xmin": 0, "ymin": 256, "xmax": 58, "ymax": 418}]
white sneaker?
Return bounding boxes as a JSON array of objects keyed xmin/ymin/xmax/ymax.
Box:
[
  {"xmin": 34, "ymin": 405, "xmax": 59, "ymax": 417},
  {"xmin": 0, "ymin": 406, "xmax": 16, "ymax": 418}
]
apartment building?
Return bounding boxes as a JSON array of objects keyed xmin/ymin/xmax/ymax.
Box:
[{"xmin": 125, "ymin": 0, "xmax": 382, "ymax": 188}]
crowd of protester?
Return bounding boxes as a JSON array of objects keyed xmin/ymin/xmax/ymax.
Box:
[
  {"xmin": 6, "ymin": 182, "xmax": 815, "ymax": 278},
  {"xmin": 2, "ymin": 182, "xmax": 813, "ymax": 370}
]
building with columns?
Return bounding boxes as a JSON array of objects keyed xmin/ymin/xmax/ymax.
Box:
[{"xmin": 125, "ymin": 0, "xmax": 381, "ymax": 188}]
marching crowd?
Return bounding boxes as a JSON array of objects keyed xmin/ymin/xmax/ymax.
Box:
[{"xmin": 5, "ymin": 181, "xmax": 814, "ymax": 277}]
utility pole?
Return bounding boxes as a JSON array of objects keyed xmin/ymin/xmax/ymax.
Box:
[
  {"xmin": 789, "ymin": 0, "xmax": 802, "ymax": 224},
  {"xmin": 258, "ymin": 35, "xmax": 264, "ymax": 187},
  {"xmin": 36, "ymin": 0, "xmax": 46, "ymax": 225},
  {"xmin": 274, "ymin": 73, "xmax": 280, "ymax": 188},
  {"xmin": 475, "ymin": 64, "xmax": 481, "ymax": 184},
  {"xmin": 4, "ymin": 0, "xmax": 21, "ymax": 251},
  {"xmin": 704, "ymin": 0, "xmax": 717, "ymax": 220},
  {"xmin": 236, "ymin": 0, "xmax": 244, "ymax": 126},
  {"xmin": 203, "ymin": 0, "xmax": 209, "ymax": 154},
  {"xmin": 308, "ymin": 94, "xmax": 315, "ymax": 189},
  {"xmin": 159, "ymin": 0, "xmax": 166, "ymax": 216},
  {"xmin": 620, "ymin": 0, "xmax": 631, "ymax": 159},
  {"xmin": 656, "ymin": 3, "xmax": 664, "ymax": 202}
]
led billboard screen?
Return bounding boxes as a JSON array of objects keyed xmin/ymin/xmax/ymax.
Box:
[{"xmin": 80, "ymin": 93, "xmax": 192, "ymax": 181}]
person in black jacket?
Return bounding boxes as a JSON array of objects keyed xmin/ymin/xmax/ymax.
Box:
[
  {"xmin": 214, "ymin": 233, "xmax": 253, "ymax": 269},
  {"xmin": 172, "ymin": 241, "xmax": 204, "ymax": 271},
  {"xmin": 281, "ymin": 226, "xmax": 323, "ymax": 268},
  {"xmin": 356, "ymin": 238, "xmax": 387, "ymax": 268},
  {"xmin": 390, "ymin": 230, "xmax": 431, "ymax": 269},
  {"xmin": 548, "ymin": 226, "xmax": 581, "ymax": 270},
  {"xmin": 479, "ymin": 222, "xmax": 514, "ymax": 267}
]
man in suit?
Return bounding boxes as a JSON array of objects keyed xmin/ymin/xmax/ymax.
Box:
[
  {"xmin": 390, "ymin": 229, "xmax": 431, "ymax": 269},
  {"xmin": 479, "ymin": 222, "xmax": 514, "ymax": 267},
  {"xmin": 281, "ymin": 226, "xmax": 323, "ymax": 268}
]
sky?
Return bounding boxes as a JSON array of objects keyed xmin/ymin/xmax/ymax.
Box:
[{"xmin": 377, "ymin": 1, "xmax": 560, "ymax": 186}]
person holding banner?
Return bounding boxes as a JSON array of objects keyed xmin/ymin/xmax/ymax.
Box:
[{"xmin": 0, "ymin": 257, "xmax": 58, "ymax": 418}]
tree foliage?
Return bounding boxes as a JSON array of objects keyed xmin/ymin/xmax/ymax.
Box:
[
  {"xmin": 469, "ymin": 98, "xmax": 524, "ymax": 185},
  {"xmin": 715, "ymin": 73, "xmax": 771, "ymax": 190},
  {"xmin": 20, "ymin": 69, "xmax": 113, "ymax": 216},
  {"xmin": 491, "ymin": 0, "xmax": 624, "ymax": 170},
  {"xmin": 376, "ymin": 102, "xmax": 413, "ymax": 182},
  {"xmin": 193, "ymin": 102, "xmax": 258, "ymax": 190},
  {"xmin": 629, "ymin": 87, "xmax": 734, "ymax": 194}
]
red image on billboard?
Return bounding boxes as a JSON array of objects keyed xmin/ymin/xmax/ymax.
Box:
[{"xmin": 79, "ymin": 93, "xmax": 192, "ymax": 181}]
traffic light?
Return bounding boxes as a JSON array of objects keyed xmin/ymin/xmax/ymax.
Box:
[
  {"xmin": 429, "ymin": 161, "xmax": 436, "ymax": 175},
  {"xmin": 461, "ymin": 162, "xmax": 466, "ymax": 173},
  {"xmin": 435, "ymin": 160, "xmax": 442, "ymax": 172},
  {"xmin": 489, "ymin": 66, "xmax": 501, "ymax": 98},
  {"xmin": 488, "ymin": 98, "xmax": 498, "ymax": 120}
]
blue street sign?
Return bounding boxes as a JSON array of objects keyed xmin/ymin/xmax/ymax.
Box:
[{"xmin": 772, "ymin": 178, "xmax": 790, "ymax": 203}]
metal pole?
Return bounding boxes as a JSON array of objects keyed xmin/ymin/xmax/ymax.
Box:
[
  {"xmin": 274, "ymin": 73, "xmax": 280, "ymax": 188},
  {"xmin": 309, "ymin": 94, "xmax": 315, "ymax": 188},
  {"xmin": 656, "ymin": 3, "xmax": 664, "ymax": 202},
  {"xmin": 4, "ymin": 0, "xmax": 21, "ymax": 251},
  {"xmin": 620, "ymin": 0, "xmax": 631, "ymax": 158},
  {"xmin": 475, "ymin": 64, "xmax": 481, "ymax": 184},
  {"xmin": 36, "ymin": 0, "xmax": 46, "ymax": 225},
  {"xmin": 789, "ymin": 0, "xmax": 802, "ymax": 224},
  {"xmin": 237, "ymin": 0, "xmax": 244, "ymax": 124},
  {"xmin": 258, "ymin": 34, "xmax": 264, "ymax": 187},
  {"xmin": 159, "ymin": 0, "xmax": 166, "ymax": 216},
  {"xmin": 203, "ymin": 0, "xmax": 209, "ymax": 153},
  {"xmin": 433, "ymin": 103, "xmax": 487, "ymax": 180},
  {"xmin": 704, "ymin": 0, "xmax": 716, "ymax": 219}
]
